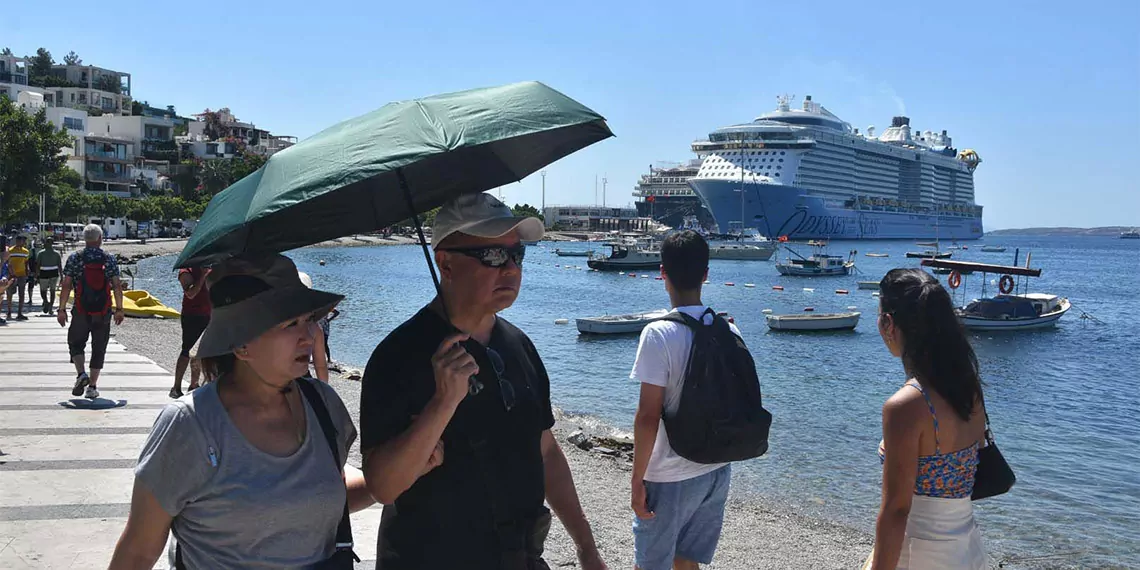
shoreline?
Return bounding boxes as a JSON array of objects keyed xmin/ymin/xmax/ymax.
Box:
[{"xmin": 110, "ymin": 316, "xmax": 873, "ymax": 569}]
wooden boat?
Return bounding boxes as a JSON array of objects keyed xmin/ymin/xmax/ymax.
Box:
[
  {"xmin": 921, "ymin": 258, "xmax": 1070, "ymax": 331},
  {"xmin": 857, "ymin": 281, "xmax": 880, "ymax": 290},
  {"xmin": 576, "ymin": 309, "xmax": 669, "ymax": 334},
  {"xmin": 765, "ymin": 311, "xmax": 861, "ymax": 331},
  {"xmin": 865, "ymin": 253, "xmax": 890, "ymax": 258}
]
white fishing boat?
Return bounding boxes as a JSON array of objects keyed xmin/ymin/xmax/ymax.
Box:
[
  {"xmin": 865, "ymin": 253, "xmax": 890, "ymax": 258},
  {"xmin": 576, "ymin": 309, "xmax": 670, "ymax": 334},
  {"xmin": 586, "ymin": 240, "xmax": 662, "ymax": 271},
  {"xmin": 857, "ymin": 281, "xmax": 880, "ymax": 290},
  {"xmin": 775, "ymin": 241, "xmax": 855, "ymax": 276},
  {"xmin": 921, "ymin": 259, "xmax": 1070, "ymax": 331},
  {"xmin": 765, "ymin": 311, "xmax": 861, "ymax": 331},
  {"xmin": 980, "ymin": 245, "xmax": 1007, "ymax": 253},
  {"xmin": 709, "ymin": 243, "xmax": 776, "ymax": 261}
]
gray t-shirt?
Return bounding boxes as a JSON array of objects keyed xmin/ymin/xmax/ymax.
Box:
[{"xmin": 135, "ymin": 379, "xmax": 357, "ymax": 569}]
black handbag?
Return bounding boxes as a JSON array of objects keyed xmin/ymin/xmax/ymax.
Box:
[
  {"xmin": 175, "ymin": 379, "xmax": 359, "ymax": 569},
  {"xmin": 971, "ymin": 405, "xmax": 1016, "ymax": 501}
]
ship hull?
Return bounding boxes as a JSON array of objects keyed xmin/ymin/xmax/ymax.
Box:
[{"xmin": 689, "ymin": 180, "xmax": 983, "ymax": 240}]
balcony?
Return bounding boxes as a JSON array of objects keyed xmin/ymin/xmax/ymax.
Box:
[
  {"xmin": 86, "ymin": 150, "xmax": 132, "ymax": 161},
  {"xmin": 0, "ymin": 72, "xmax": 29, "ymax": 86},
  {"xmin": 87, "ymin": 171, "xmax": 133, "ymax": 184}
]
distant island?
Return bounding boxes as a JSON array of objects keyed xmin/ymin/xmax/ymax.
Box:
[{"xmin": 986, "ymin": 226, "xmax": 1135, "ymax": 237}]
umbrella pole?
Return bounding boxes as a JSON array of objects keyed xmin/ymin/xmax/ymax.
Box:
[{"xmin": 398, "ymin": 169, "xmax": 446, "ymax": 306}]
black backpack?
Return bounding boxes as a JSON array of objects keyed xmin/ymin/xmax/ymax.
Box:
[{"xmin": 658, "ymin": 308, "xmax": 772, "ymax": 464}]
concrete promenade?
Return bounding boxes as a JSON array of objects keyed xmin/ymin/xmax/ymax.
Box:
[{"xmin": 0, "ymin": 316, "xmax": 383, "ymax": 568}]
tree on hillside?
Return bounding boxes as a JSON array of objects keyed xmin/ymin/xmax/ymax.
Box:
[
  {"xmin": 28, "ymin": 48, "xmax": 54, "ymax": 82},
  {"xmin": 94, "ymin": 74, "xmax": 121, "ymax": 94},
  {"xmin": 511, "ymin": 203, "xmax": 544, "ymax": 221},
  {"xmin": 198, "ymin": 158, "xmax": 233, "ymax": 195},
  {"xmin": 0, "ymin": 95, "xmax": 74, "ymax": 223},
  {"xmin": 199, "ymin": 109, "xmax": 224, "ymax": 141},
  {"xmin": 63, "ymin": 51, "xmax": 82, "ymax": 65}
]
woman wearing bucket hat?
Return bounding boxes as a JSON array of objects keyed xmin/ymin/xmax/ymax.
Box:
[{"xmin": 109, "ymin": 253, "xmax": 382, "ymax": 569}]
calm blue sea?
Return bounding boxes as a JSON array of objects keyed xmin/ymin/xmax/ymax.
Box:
[{"xmin": 132, "ymin": 235, "xmax": 1140, "ymax": 568}]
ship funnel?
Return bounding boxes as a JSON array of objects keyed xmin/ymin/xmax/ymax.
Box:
[
  {"xmin": 867, "ymin": 126, "xmax": 876, "ymax": 138},
  {"xmin": 890, "ymin": 116, "xmax": 910, "ymax": 128}
]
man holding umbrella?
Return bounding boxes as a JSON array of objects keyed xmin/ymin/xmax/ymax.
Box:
[{"xmin": 360, "ymin": 193, "xmax": 606, "ymax": 570}]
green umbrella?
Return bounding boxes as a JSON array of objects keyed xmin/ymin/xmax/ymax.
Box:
[{"xmin": 175, "ymin": 81, "xmax": 613, "ymax": 268}]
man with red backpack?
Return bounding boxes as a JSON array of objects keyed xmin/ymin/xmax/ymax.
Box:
[{"xmin": 57, "ymin": 224, "xmax": 125, "ymax": 399}]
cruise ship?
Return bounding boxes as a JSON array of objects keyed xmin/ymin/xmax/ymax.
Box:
[
  {"xmin": 632, "ymin": 160, "xmax": 714, "ymax": 229},
  {"xmin": 688, "ymin": 95, "xmax": 984, "ymax": 240}
]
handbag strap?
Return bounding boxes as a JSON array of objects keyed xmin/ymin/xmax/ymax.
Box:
[
  {"xmin": 978, "ymin": 390, "xmax": 996, "ymax": 446},
  {"xmin": 297, "ymin": 377, "xmax": 359, "ymax": 561}
]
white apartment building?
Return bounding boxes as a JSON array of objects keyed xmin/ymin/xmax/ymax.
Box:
[{"xmin": 44, "ymin": 63, "xmax": 132, "ymax": 116}]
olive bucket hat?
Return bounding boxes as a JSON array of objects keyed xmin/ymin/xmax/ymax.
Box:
[{"xmin": 192, "ymin": 254, "xmax": 343, "ymax": 359}]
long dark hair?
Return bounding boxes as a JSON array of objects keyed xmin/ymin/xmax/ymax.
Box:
[{"xmin": 879, "ymin": 268, "xmax": 982, "ymax": 421}]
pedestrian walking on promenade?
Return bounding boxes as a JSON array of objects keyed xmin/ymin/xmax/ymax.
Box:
[
  {"xmin": 56, "ymin": 224, "xmax": 125, "ymax": 400},
  {"xmin": 108, "ymin": 253, "xmax": 374, "ymax": 569}
]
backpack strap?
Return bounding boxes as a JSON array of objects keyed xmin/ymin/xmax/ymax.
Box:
[{"xmin": 296, "ymin": 378, "xmax": 359, "ymax": 562}]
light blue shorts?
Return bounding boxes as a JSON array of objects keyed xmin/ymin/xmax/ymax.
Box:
[{"xmin": 633, "ymin": 465, "xmax": 731, "ymax": 570}]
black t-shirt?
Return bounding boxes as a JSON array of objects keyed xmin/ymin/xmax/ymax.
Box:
[{"xmin": 360, "ymin": 306, "xmax": 556, "ymax": 569}]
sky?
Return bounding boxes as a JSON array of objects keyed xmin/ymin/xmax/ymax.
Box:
[{"xmin": 4, "ymin": 0, "xmax": 1138, "ymax": 230}]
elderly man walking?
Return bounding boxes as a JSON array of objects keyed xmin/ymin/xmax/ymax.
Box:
[
  {"xmin": 57, "ymin": 224, "xmax": 124, "ymax": 399},
  {"xmin": 360, "ymin": 193, "xmax": 606, "ymax": 570}
]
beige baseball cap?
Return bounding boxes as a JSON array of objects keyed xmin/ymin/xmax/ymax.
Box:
[{"xmin": 431, "ymin": 193, "xmax": 544, "ymax": 248}]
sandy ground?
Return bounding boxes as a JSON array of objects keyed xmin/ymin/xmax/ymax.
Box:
[{"xmin": 112, "ymin": 316, "xmax": 874, "ymax": 570}]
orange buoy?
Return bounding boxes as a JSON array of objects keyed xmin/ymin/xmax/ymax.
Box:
[
  {"xmin": 655, "ymin": 276, "xmax": 664, "ymax": 281},
  {"xmin": 629, "ymin": 273, "xmax": 637, "ymax": 278},
  {"xmin": 835, "ymin": 289, "xmax": 849, "ymax": 295},
  {"xmin": 948, "ymin": 270, "xmax": 962, "ymax": 289},
  {"xmin": 773, "ymin": 285, "xmax": 784, "ymax": 291},
  {"xmin": 999, "ymin": 274, "xmax": 1014, "ymax": 294}
]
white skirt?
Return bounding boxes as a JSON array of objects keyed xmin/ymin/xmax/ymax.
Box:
[
  {"xmin": 896, "ymin": 495, "xmax": 988, "ymax": 570},
  {"xmin": 863, "ymin": 495, "xmax": 988, "ymax": 570}
]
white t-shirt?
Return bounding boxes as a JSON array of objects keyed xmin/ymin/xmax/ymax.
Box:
[{"xmin": 630, "ymin": 305, "xmax": 742, "ymax": 483}]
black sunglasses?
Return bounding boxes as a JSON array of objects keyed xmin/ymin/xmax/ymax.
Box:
[
  {"xmin": 440, "ymin": 244, "xmax": 526, "ymax": 268},
  {"xmin": 485, "ymin": 348, "xmax": 516, "ymax": 412}
]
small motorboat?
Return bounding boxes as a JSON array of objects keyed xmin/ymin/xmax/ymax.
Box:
[
  {"xmin": 586, "ymin": 240, "xmax": 661, "ymax": 271},
  {"xmin": 766, "ymin": 311, "xmax": 861, "ymax": 331},
  {"xmin": 865, "ymin": 253, "xmax": 890, "ymax": 258},
  {"xmin": 905, "ymin": 250, "xmax": 952, "ymax": 259},
  {"xmin": 576, "ymin": 309, "xmax": 670, "ymax": 335},
  {"xmin": 122, "ymin": 290, "xmax": 181, "ymax": 319},
  {"xmin": 555, "ymin": 248, "xmax": 594, "ymax": 257},
  {"xmin": 857, "ymin": 281, "xmax": 880, "ymax": 290},
  {"xmin": 980, "ymin": 245, "xmax": 1007, "ymax": 253},
  {"xmin": 775, "ymin": 241, "xmax": 856, "ymax": 276}
]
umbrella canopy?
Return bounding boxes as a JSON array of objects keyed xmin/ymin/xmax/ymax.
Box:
[{"xmin": 176, "ymin": 81, "xmax": 613, "ymax": 268}]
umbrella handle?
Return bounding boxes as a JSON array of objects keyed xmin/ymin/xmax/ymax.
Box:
[{"xmin": 398, "ymin": 169, "xmax": 482, "ymax": 397}]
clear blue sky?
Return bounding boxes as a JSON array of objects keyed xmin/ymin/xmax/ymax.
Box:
[{"xmin": 5, "ymin": 0, "xmax": 1137, "ymax": 229}]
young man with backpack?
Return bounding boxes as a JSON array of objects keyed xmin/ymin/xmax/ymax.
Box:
[
  {"xmin": 629, "ymin": 230, "xmax": 771, "ymax": 570},
  {"xmin": 57, "ymin": 224, "xmax": 125, "ymax": 399}
]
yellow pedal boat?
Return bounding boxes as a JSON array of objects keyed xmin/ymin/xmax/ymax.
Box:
[{"xmin": 122, "ymin": 290, "xmax": 181, "ymax": 319}]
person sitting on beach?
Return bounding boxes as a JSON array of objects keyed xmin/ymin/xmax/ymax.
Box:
[
  {"xmin": 868, "ymin": 268, "xmax": 988, "ymax": 570},
  {"xmin": 171, "ymin": 265, "xmax": 211, "ymax": 398},
  {"xmin": 629, "ymin": 230, "xmax": 751, "ymax": 570},
  {"xmin": 360, "ymin": 193, "xmax": 606, "ymax": 569},
  {"xmin": 108, "ymin": 253, "xmax": 376, "ymax": 569},
  {"xmin": 36, "ymin": 237, "xmax": 62, "ymax": 314},
  {"xmin": 57, "ymin": 225, "xmax": 125, "ymax": 400}
]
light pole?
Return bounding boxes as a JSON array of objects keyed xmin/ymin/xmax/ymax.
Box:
[{"xmin": 540, "ymin": 170, "xmax": 546, "ymax": 214}]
